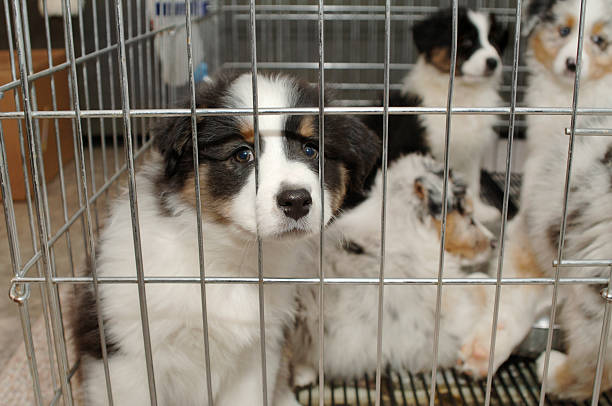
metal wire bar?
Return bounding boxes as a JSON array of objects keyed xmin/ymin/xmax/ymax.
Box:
[
  {"xmin": 44, "ymin": 139, "xmax": 154, "ymax": 252},
  {"xmin": 13, "ymin": 276, "xmax": 611, "ymax": 286},
  {"xmin": 484, "ymin": 2, "xmax": 523, "ymax": 405},
  {"xmin": 126, "ymin": 0, "xmax": 138, "ymax": 151},
  {"xmin": 554, "ymin": 260, "xmax": 612, "ymax": 267},
  {"xmin": 590, "ymin": 266, "xmax": 612, "ymax": 404},
  {"xmin": 565, "ymin": 128, "xmax": 612, "ymax": 136},
  {"xmin": 317, "ymin": 0, "xmax": 325, "ymax": 405},
  {"xmin": 136, "ymin": 0, "xmax": 146, "ymax": 145},
  {"xmin": 113, "ymin": 0, "xmax": 158, "ymax": 403},
  {"xmin": 539, "ymin": 0, "xmax": 589, "ymax": 403},
  {"xmin": 42, "ymin": 0, "xmax": 76, "ymax": 283},
  {"xmin": 429, "ymin": 2, "xmax": 458, "ymax": 404},
  {"xmin": 5, "ymin": 105, "xmax": 612, "ymax": 120},
  {"xmin": 144, "ymin": 0, "xmax": 154, "ymax": 140},
  {"xmin": 10, "ymin": 0, "xmax": 74, "ymax": 403},
  {"xmin": 90, "ymin": 0, "xmax": 109, "ymax": 184},
  {"xmin": 221, "ymin": 61, "xmax": 530, "ymax": 73},
  {"xmin": 374, "ymin": 1, "xmax": 391, "ymax": 405},
  {"xmin": 41, "ymin": 0, "xmax": 75, "ymax": 391},
  {"xmin": 60, "ymin": 0, "xmax": 115, "ymax": 402},
  {"xmin": 76, "ymin": 0, "xmax": 101, "ymax": 233},
  {"xmin": 0, "ymin": 121, "xmax": 44, "ymax": 406},
  {"xmin": 0, "ymin": 15, "xmax": 212, "ymax": 95},
  {"xmin": 248, "ymin": 1, "xmax": 268, "ymax": 404},
  {"xmin": 3, "ymin": 0, "xmax": 60, "ymax": 399},
  {"xmin": 184, "ymin": 0, "xmax": 214, "ymax": 402},
  {"xmin": 104, "ymin": 0, "xmax": 120, "ymax": 173}
]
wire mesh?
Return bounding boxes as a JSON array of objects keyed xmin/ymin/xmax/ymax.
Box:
[{"xmin": 0, "ymin": 0, "xmax": 611, "ymax": 405}]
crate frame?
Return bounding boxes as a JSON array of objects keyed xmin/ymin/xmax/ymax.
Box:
[{"xmin": 1, "ymin": 0, "xmax": 611, "ymax": 405}]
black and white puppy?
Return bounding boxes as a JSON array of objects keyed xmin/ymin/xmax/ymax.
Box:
[
  {"xmin": 73, "ymin": 72, "xmax": 380, "ymax": 406},
  {"xmin": 364, "ymin": 7, "xmax": 508, "ymax": 223}
]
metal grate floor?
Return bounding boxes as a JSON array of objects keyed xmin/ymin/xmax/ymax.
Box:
[{"xmin": 295, "ymin": 357, "xmax": 612, "ymax": 405}]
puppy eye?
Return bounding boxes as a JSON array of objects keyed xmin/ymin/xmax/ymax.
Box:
[
  {"xmin": 234, "ymin": 147, "xmax": 254, "ymax": 163},
  {"xmin": 461, "ymin": 39, "xmax": 473, "ymax": 48},
  {"xmin": 592, "ymin": 35, "xmax": 607, "ymax": 49},
  {"xmin": 303, "ymin": 143, "xmax": 318, "ymax": 159},
  {"xmin": 559, "ymin": 26, "xmax": 571, "ymax": 37}
]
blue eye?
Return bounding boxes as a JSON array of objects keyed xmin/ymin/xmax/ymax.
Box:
[
  {"xmin": 592, "ymin": 35, "xmax": 607, "ymax": 49},
  {"xmin": 234, "ymin": 147, "xmax": 254, "ymax": 163},
  {"xmin": 303, "ymin": 143, "xmax": 318, "ymax": 158},
  {"xmin": 559, "ymin": 26, "xmax": 571, "ymax": 37}
]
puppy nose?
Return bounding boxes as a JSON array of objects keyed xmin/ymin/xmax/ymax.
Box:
[
  {"xmin": 566, "ymin": 58, "xmax": 577, "ymax": 72},
  {"xmin": 486, "ymin": 58, "xmax": 498, "ymax": 71},
  {"xmin": 490, "ymin": 239, "xmax": 498, "ymax": 250},
  {"xmin": 276, "ymin": 188, "xmax": 312, "ymax": 220}
]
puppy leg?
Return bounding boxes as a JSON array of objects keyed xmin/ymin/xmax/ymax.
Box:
[
  {"xmin": 459, "ymin": 226, "xmax": 549, "ymax": 377},
  {"xmin": 463, "ymin": 159, "xmax": 499, "ymax": 224},
  {"xmin": 216, "ymin": 341, "xmax": 286, "ymax": 406},
  {"xmin": 81, "ymin": 355, "xmax": 153, "ymax": 406},
  {"xmin": 535, "ymin": 349, "xmax": 612, "ymax": 400},
  {"xmin": 293, "ymin": 364, "xmax": 317, "ymax": 387}
]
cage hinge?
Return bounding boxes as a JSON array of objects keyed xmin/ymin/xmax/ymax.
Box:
[
  {"xmin": 9, "ymin": 280, "xmax": 31, "ymax": 304},
  {"xmin": 601, "ymin": 288, "xmax": 612, "ymax": 303}
]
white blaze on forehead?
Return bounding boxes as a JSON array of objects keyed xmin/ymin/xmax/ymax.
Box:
[
  {"xmin": 462, "ymin": 10, "xmax": 501, "ymax": 78},
  {"xmin": 225, "ymin": 73, "xmax": 298, "ymax": 133},
  {"xmin": 467, "ymin": 10, "xmax": 495, "ymax": 54}
]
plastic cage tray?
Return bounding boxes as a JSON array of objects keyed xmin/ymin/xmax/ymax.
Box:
[{"xmin": 294, "ymin": 357, "xmax": 612, "ymax": 406}]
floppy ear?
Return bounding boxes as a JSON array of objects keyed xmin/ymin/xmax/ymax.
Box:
[
  {"xmin": 412, "ymin": 12, "xmax": 449, "ymax": 56},
  {"xmin": 522, "ymin": 0, "xmax": 556, "ymax": 37},
  {"xmin": 414, "ymin": 177, "xmax": 428, "ymax": 201},
  {"xmin": 152, "ymin": 114, "xmax": 193, "ymax": 179},
  {"xmin": 326, "ymin": 115, "xmax": 381, "ymax": 201},
  {"xmin": 489, "ymin": 14, "xmax": 510, "ymax": 55}
]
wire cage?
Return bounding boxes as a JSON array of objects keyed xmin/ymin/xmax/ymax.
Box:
[{"xmin": 0, "ymin": 0, "xmax": 611, "ymax": 405}]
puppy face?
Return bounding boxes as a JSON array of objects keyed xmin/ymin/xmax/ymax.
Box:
[
  {"xmin": 154, "ymin": 72, "xmax": 380, "ymax": 240},
  {"xmin": 413, "ymin": 7, "xmax": 508, "ymax": 81},
  {"xmin": 414, "ymin": 168, "xmax": 495, "ymax": 265},
  {"xmin": 526, "ymin": 0, "xmax": 612, "ymax": 82}
]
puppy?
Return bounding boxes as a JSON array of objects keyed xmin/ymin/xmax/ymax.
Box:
[
  {"xmin": 460, "ymin": 1, "xmax": 612, "ymax": 399},
  {"xmin": 364, "ymin": 7, "xmax": 508, "ymax": 223},
  {"xmin": 72, "ymin": 72, "xmax": 380, "ymax": 405},
  {"xmin": 283, "ymin": 154, "xmax": 495, "ymax": 386},
  {"xmin": 522, "ymin": 0, "xmax": 612, "ymax": 158}
]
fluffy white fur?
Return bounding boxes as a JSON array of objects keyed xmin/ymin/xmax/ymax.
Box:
[
  {"xmin": 402, "ymin": 48, "xmax": 503, "ymax": 224},
  {"xmin": 461, "ymin": 0, "xmax": 612, "ymax": 398},
  {"xmin": 523, "ymin": 0, "xmax": 612, "ymax": 157},
  {"xmin": 79, "ymin": 74, "xmax": 329, "ymax": 406},
  {"xmin": 284, "ymin": 155, "xmax": 495, "ymax": 384}
]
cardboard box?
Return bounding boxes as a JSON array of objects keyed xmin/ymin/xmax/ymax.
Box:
[{"xmin": 0, "ymin": 49, "xmax": 74, "ymax": 201}]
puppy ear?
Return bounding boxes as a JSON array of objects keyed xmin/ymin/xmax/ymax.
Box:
[
  {"xmin": 326, "ymin": 115, "xmax": 381, "ymax": 201},
  {"xmin": 522, "ymin": 0, "xmax": 555, "ymax": 37},
  {"xmin": 412, "ymin": 17, "xmax": 435, "ymax": 55},
  {"xmin": 153, "ymin": 115, "xmax": 193, "ymax": 179},
  {"xmin": 414, "ymin": 177, "xmax": 427, "ymax": 201},
  {"xmin": 412, "ymin": 10, "xmax": 451, "ymax": 56},
  {"xmin": 489, "ymin": 14, "xmax": 510, "ymax": 55}
]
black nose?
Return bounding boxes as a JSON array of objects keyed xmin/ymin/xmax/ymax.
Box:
[
  {"xmin": 566, "ymin": 57, "xmax": 577, "ymax": 72},
  {"xmin": 276, "ymin": 188, "xmax": 312, "ymax": 220},
  {"xmin": 490, "ymin": 239, "xmax": 498, "ymax": 250},
  {"xmin": 486, "ymin": 57, "xmax": 498, "ymax": 71}
]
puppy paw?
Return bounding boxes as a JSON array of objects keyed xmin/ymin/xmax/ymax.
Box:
[
  {"xmin": 458, "ymin": 334, "xmax": 492, "ymax": 377},
  {"xmin": 535, "ymin": 350, "xmax": 567, "ymax": 392},
  {"xmin": 473, "ymin": 199, "xmax": 500, "ymax": 223},
  {"xmin": 293, "ymin": 364, "xmax": 317, "ymax": 387}
]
